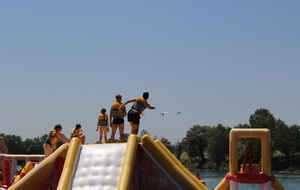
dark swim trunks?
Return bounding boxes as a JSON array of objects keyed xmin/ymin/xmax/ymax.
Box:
[
  {"xmin": 43, "ymin": 139, "xmax": 53, "ymax": 146},
  {"xmin": 113, "ymin": 118, "xmax": 124, "ymax": 125},
  {"xmin": 127, "ymin": 110, "xmax": 141, "ymax": 124}
]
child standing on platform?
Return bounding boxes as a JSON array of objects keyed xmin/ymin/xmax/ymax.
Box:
[{"xmin": 97, "ymin": 108, "xmax": 109, "ymax": 143}]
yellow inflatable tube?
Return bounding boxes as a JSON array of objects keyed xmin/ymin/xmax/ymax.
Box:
[
  {"xmin": 272, "ymin": 179, "xmax": 286, "ymax": 190},
  {"xmin": 117, "ymin": 135, "xmax": 138, "ymax": 190},
  {"xmin": 8, "ymin": 143, "xmax": 69, "ymax": 190},
  {"xmin": 141, "ymin": 134, "xmax": 207, "ymax": 190},
  {"xmin": 230, "ymin": 129, "xmax": 271, "ymax": 175},
  {"xmin": 57, "ymin": 137, "xmax": 81, "ymax": 190},
  {"xmin": 214, "ymin": 177, "xmax": 229, "ymax": 190},
  {"xmin": 12, "ymin": 162, "xmax": 35, "ymax": 185},
  {"xmin": 155, "ymin": 140, "xmax": 209, "ymax": 190}
]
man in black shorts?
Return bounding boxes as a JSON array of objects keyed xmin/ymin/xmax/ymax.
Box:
[
  {"xmin": 120, "ymin": 92, "xmax": 156, "ymax": 135},
  {"xmin": 110, "ymin": 94, "xmax": 126, "ymax": 142}
]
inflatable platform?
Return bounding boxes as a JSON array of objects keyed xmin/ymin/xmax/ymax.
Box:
[
  {"xmin": 1, "ymin": 129, "xmax": 286, "ymax": 189},
  {"xmin": 7, "ymin": 135, "xmax": 208, "ymax": 190}
]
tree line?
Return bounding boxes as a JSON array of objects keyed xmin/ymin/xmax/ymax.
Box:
[
  {"xmin": 1, "ymin": 108, "xmax": 299, "ymax": 171},
  {"xmin": 175, "ymin": 108, "xmax": 300, "ymax": 171}
]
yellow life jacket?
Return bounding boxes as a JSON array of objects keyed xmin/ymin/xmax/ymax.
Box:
[
  {"xmin": 47, "ymin": 130, "xmax": 59, "ymax": 145},
  {"xmin": 111, "ymin": 101, "xmax": 123, "ymax": 118},
  {"xmin": 98, "ymin": 114, "xmax": 108, "ymax": 125},
  {"xmin": 132, "ymin": 97, "xmax": 148, "ymax": 113},
  {"xmin": 71, "ymin": 127, "xmax": 82, "ymax": 138}
]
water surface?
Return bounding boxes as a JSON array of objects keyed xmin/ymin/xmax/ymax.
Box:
[{"xmin": 189, "ymin": 169, "xmax": 299, "ymax": 190}]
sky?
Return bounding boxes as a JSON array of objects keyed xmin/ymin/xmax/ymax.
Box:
[{"xmin": 1, "ymin": 1, "xmax": 299, "ymax": 144}]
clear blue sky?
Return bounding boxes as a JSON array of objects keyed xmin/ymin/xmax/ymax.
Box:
[{"xmin": 1, "ymin": 1, "xmax": 299, "ymax": 144}]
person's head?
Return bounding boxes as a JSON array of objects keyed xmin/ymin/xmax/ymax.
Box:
[
  {"xmin": 75, "ymin": 124, "xmax": 81, "ymax": 130},
  {"xmin": 101, "ymin": 108, "xmax": 106, "ymax": 114},
  {"xmin": 115, "ymin": 94, "xmax": 122, "ymax": 101},
  {"xmin": 143, "ymin": 92, "xmax": 149, "ymax": 100},
  {"xmin": 54, "ymin": 124, "xmax": 62, "ymax": 131},
  {"xmin": 195, "ymin": 172, "xmax": 201, "ymax": 179},
  {"xmin": 248, "ymin": 143, "xmax": 252, "ymax": 147}
]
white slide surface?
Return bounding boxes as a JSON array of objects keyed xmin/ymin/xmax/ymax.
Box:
[{"xmin": 69, "ymin": 143, "xmax": 127, "ymax": 190}]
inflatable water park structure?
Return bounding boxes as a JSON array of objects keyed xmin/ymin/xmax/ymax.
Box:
[
  {"xmin": 215, "ymin": 128, "xmax": 285, "ymax": 190},
  {"xmin": 0, "ymin": 129, "xmax": 285, "ymax": 190},
  {"xmin": 0, "ymin": 137, "xmax": 45, "ymax": 189}
]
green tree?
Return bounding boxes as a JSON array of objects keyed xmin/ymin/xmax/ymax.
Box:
[
  {"xmin": 249, "ymin": 108, "xmax": 277, "ymax": 152},
  {"xmin": 174, "ymin": 140, "xmax": 183, "ymax": 160},
  {"xmin": 234, "ymin": 123, "xmax": 251, "ymax": 129},
  {"xmin": 207, "ymin": 124, "xmax": 231, "ymax": 170},
  {"xmin": 123, "ymin": 133, "xmax": 130, "ymax": 142},
  {"xmin": 249, "ymin": 109, "xmax": 276, "ymax": 133},
  {"xmin": 138, "ymin": 129, "xmax": 150, "ymax": 142},
  {"xmin": 160, "ymin": 137, "xmax": 174, "ymax": 152},
  {"xmin": 273, "ymin": 119, "xmax": 290, "ymax": 158},
  {"xmin": 24, "ymin": 138, "xmax": 35, "ymax": 153},
  {"xmin": 249, "ymin": 108, "xmax": 276, "ymax": 127},
  {"xmin": 182, "ymin": 125, "xmax": 210, "ymax": 166},
  {"xmin": 271, "ymin": 121, "xmax": 300, "ymax": 169},
  {"xmin": 139, "ymin": 129, "xmax": 150, "ymax": 137},
  {"xmin": 24, "ymin": 135, "xmax": 46, "ymax": 154},
  {"xmin": 0, "ymin": 134, "xmax": 24, "ymax": 154},
  {"xmin": 290, "ymin": 125, "xmax": 300, "ymax": 156},
  {"xmin": 40, "ymin": 134, "xmax": 48, "ymax": 142},
  {"xmin": 287, "ymin": 125, "xmax": 300, "ymax": 166}
]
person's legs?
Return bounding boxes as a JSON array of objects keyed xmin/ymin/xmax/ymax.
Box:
[
  {"xmin": 111, "ymin": 124, "xmax": 117, "ymax": 143},
  {"xmin": 43, "ymin": 143, "xmax": 53, "ymax": 158},
  {"xmin": 104, "ymin": 128, "xmax": 108, "ymax": 143},
  {"xmin": 99, "ymin": 127, "xmax": 104, "ymax": 143},
  {"xmin": 77, "ymin": 134, "xmax": 86, "ymax": 144},
  {"xmin": 129, "ymin": 122, "xmax": 139, "ymax": 135},
  {"xmin": 249, "ymin": 159, "xmax": 253, "ymax": 173},
  {"xmin": 119, "ymin": 123, "xmax": 125, "ymax": 142},
  {"xmin": 80, "ymin": 135, "xmax": 86, "ymax": 144},
  {"xmin": 132, "ymin": 124, "xmax": 139, "ymax": 135},
  {"xmin": 128, "ymin": 110, "xmax": 140, "ymax": 135},
  {"xmin": 242, "ymin": 158, "xmax": 247, "ymax": 173}
]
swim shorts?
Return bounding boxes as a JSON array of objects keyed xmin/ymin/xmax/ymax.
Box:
[
  {"xmin": 100, "ymin": 125, "xmax": 109, "ymax": 130},
  {"xmin": 127, "ymin": 110, "xmax": 141, "ymax": 124},
  {"xmin": 113, "ymin": 118, "xmax": 124, "ymax": 125},
  {"xmin": 43, "ymin": 139, "xmax": 53, "ymax": 146}
]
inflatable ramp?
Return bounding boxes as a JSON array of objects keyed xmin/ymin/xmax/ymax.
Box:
[{"xmin": 8, "ymin": 135, "xmax": 207, "ymax": 190}]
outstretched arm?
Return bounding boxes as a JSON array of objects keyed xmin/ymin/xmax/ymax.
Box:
[
  {"xmin": 56, "ymin": 132, "xmax": 70, "ymax": 143},
  {"xmin": 119, "ymin": 98, "xmax": 136, "ymax": 109},
  {"xmin": 122, "ymin": 106, "xmax": 127, "ymax": 117},
  {"xmin": 147, "ymin": 104, "xmax": 156, "ymax": 110}
]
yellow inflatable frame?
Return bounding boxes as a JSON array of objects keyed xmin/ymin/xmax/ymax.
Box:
[{"xmin": 215, "ymin": 128, "xmax": 285, "ymax": 190}]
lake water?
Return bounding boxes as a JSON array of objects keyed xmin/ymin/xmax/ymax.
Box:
[
  {"xmin": 189, "ymin": 169, "xmax": 300, "ymax": 190},
  {"xmin": 15, "ymin": 165, "xmax": 298, "ymax": 189}
]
